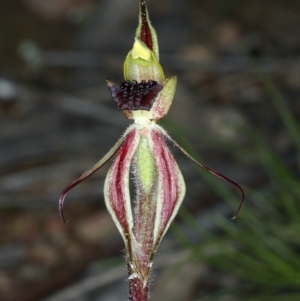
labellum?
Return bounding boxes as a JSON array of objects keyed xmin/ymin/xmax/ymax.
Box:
[{"xmin": 59, "ymin": 1, "xmax": 245, "ymax": 300}]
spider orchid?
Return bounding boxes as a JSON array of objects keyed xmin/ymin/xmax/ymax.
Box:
[{"xmin": 59, "ymin": 1, "xmax": 244, "ymax": 300}]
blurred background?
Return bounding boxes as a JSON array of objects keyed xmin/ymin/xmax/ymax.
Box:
[{"xmin": 1, "ymin": 0, "xmax": 300, "ymax": 300}]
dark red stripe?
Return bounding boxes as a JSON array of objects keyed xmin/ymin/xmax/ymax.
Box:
[
  {"xmin": 151, "ymin": 130, "xmax": 180, "ymax": 236},
  {"xmin": 107, "ymin": 130, "xmax": 137, "ymax": 234},
  {"xmin": 140, "ymin": 0, "xmax": 153, "ymax": 51}
]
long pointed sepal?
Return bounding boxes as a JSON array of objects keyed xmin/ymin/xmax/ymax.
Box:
[
  {"xmin": 104, "ymin": 127, "xmax": 140, "ymax": 246},
  {"xmin": 137, "ymin": 0, "xmax": 159, "ymax": 60},
  {"xmin": 149, "ymin": 127, "xmax": 186, "ymax": 249}
]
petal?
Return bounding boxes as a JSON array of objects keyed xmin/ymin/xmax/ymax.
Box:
[
  {"xmin": 148, "ymin": 125, "xmax": 186, "ymax": 249},
  {"xmin": 58, "ymin": 126, "xmax": 132, "ymax": 223},
  {"xmin": 161, "ymin": 127, "xmax": 245, "ymax": 219},
  {"xmin": 104, "ymin": 126, "xmax": 140, "ymax": 246}
]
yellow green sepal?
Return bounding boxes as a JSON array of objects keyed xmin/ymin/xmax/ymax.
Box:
[
  {"xmin": 131, "ymin": 38, "xmax": 151, "ymax": 60},
  {"xmin": 136, "ymin": 0, "xmax": 160, "ymax": 60},
  {"xmin": 124, "ymin": 38, "xmax": 165, "ymax": 83}
]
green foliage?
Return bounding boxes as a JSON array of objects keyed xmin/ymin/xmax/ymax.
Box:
[{"xmin": 165, "ymin": 61, "xmax": 300, "ymax": 300}]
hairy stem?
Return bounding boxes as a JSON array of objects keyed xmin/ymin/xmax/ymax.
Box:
[{"xmin": 128, "ymin": 265, "xmax": 149, "ymax": 301}]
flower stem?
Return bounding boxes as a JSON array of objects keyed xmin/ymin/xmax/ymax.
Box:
[{"xmin": 128, "ymin": 265, "xmax": 149, "ymax": 301}]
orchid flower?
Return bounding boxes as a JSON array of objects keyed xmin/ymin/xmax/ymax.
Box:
[{"xmin": 59, "ymin": 1, "xmax": 245, "ymax": 300}]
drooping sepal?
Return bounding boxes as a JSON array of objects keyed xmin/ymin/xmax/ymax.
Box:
[
  {"xmin": 126, "ymin": 125, "xmax": 186, "ymax": 285},
  {"xmin": 104, "ymin": 127, "xmax": 140, "ymax": 247},
  {"xmin": 149, "ymin": 125, "xmax": 186, "ymax": 249},
  {"xmin": 161, "ymin": 127, "xmax": 245, "ymax": 219}
]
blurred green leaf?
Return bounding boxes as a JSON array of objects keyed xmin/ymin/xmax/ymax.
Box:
[{"xmin": 166, "ymin": 55, "xmax": 300, "ymax": 299}]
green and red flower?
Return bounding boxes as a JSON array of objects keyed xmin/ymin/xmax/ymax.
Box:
[{"xmin": 59, "ymin": 1, "xmax": 244, "ymax": 300}]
